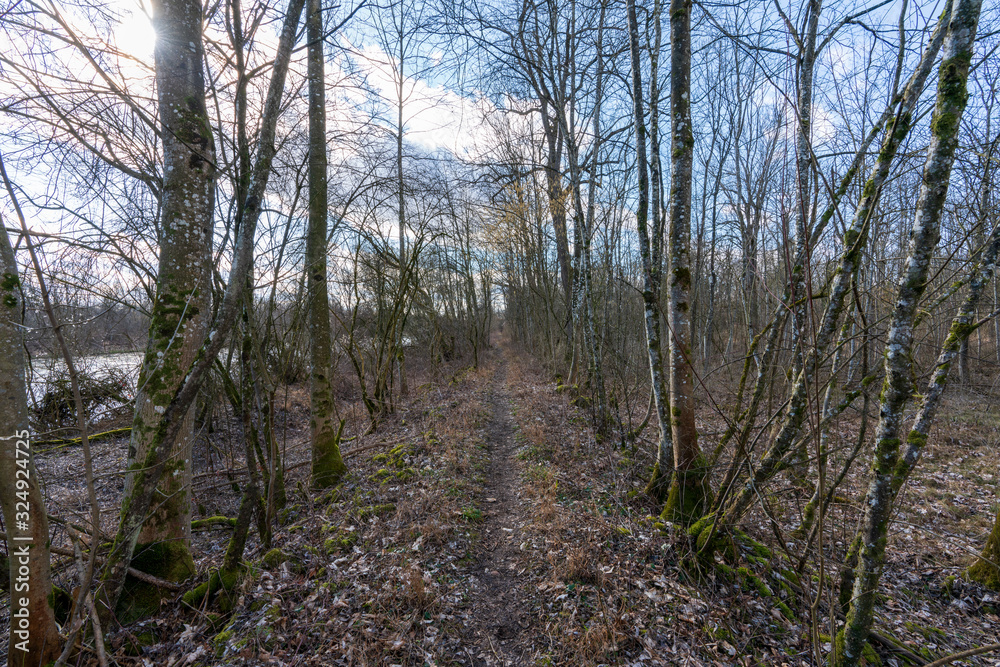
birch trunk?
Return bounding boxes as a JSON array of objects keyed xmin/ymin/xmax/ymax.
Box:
[
  {"xmin": 0, "ymin": 226, "xmax": 62, "ymax": 666},
  {"xmin": 836, "ymin": 1, "xmax": 981, "ymax": 662},
  {"xmin": 307, "ymin": 0, "xmax": 348, "ymax": 489}
]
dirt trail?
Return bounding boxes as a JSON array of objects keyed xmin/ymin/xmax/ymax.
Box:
[{"xmin": 461, "ymin": 360, "xmax": 535, "ymax": 666}]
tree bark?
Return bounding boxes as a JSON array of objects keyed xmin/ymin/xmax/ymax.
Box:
[
  {"xmin": 307, "ymin": 0, "xmax": 348, "ymax": 489},
  {"xmin": 0, "ymin": 225, "xmax": 62, "ymax": 667},
  {"xmin": 115, "ymin": 0, "xmax": 215, "ymax": 622},
  {"xmin": 836, "ymin": 1, "xmax": 982, "ymax": 662},
  {"xmin": 969, "ymin": 505, "xmax": 1000, "ymax": 589},
  {"xmin": 627, "ymin": 0, "xmax": 674, "ymax": 502},
  {"xmin": 97, "ymin": 0, "xmax": 306, "ymax": 624},
  {"xmin": 712, "ymin": 6, "xmax": 952, "ymax": 530},
  {"xmin": 662, "ymin": 0, "xmax": 711, "ymax": 522}
]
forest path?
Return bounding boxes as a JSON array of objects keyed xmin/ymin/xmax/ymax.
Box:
[{"xmin": 460, "ymin": 358, "xmax": 536, "ymax": 666}]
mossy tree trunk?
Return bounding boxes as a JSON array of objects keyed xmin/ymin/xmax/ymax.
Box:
[
  {"xmin": 98, "ymin": 0, "xmax": 305, "ymax": 624},
  {"xmin": 710, "ymin": 8, "xmax": 952, "ymax": 532},
  {"xmin": 0, "ymin": 223, "xmax": 62, "ymax": 667},
  {"xmin": 969, "ymin": 507, "xmax": 1000, "ymax": 589},
  {"xmin": 626, "ymin": 0, "xmax": 673, "ymax": 502},
  {"xmin": 307, "ymin": 0, "xmax": 347, "ymax": 490},
  {"xmin": 703, "ymin": 10, "xmax": 951, "ymax": 526},
  {"xmin": 662, "ymin": 0, "xmax": 711, "ymax": 522},
  {"xmin": 836, "ymin": 2, "xmax": 982, "ymax": 663},
  {"xmin": 114, "ymin": 0, "xmax": 216, "ymax": 622}
]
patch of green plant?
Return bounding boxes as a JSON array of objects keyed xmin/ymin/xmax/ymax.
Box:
[
  {"xmin": 356, "ymin": 503, "xmax": 396, "ymax": 520},
  {"xmin": 322, "ymin": 525, "xmax": 358, "ymax": 554},
  {"xmin": 460, "ymin": 507, "xmax": 484, "ymax": 523},
  {"xmin": 903, "ymin": 621, "xmax": 946, "ymax": 643},
  {"xmin": 395, "ymin": 467, "xmax": 417, "ymax": 482}
]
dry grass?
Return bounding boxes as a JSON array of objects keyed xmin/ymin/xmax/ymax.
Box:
[{"xmin": 26, "ymin": 343, "xmax": 1000, "ymax": 666}]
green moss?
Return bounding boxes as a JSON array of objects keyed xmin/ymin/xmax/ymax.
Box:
[
  {"xmin": 968, "ymin": 507, "xmax": 1000, "ymax": 590},
  {"xmin": 931, "ymin": 111, "xmax": 958, "ymax": 139},
  {"xmin": 732, "ymin": 531, "xmax": 772, "ymax": 560},
  {"xmin": 117, "ymin": 540, "xmax": 196, "ymax": 624},
  {"xmin": 323, "ymin": 527, "xmax": 358, "ymax": 555},
  {"xmin": 395, "ymin": 467, "xmax": 417, "ymax": 482},
  {"xmin": 356, "ymin": 503, "xmax": 396, "ymax": 520},
  {"xmin": 261, "ymin": 548, "xmax": 290, "ymax": 570},
  {"xmin": 389, "ymin": 442, "xmax": 414, "ymax": 458},
  {"xmin": 1, "ymin": 271, "xmax": 19, "ymax": 291},
  {"xmin": 182, "ymin": 580, "xmax": 211, "ymax": 608},
  {"xmin": 191, "ymin": 516, "xmax": 237, "ymax": 530},
  {"xmin": 715, "ymin": 562, "xmax": 736, "ymax": 578},
  {"xmin": 861, "ymin": 640, "xmax": 884, "ymax": 666},
  {"xmin": 48, "ymin": 585, "xmax": 72, "ymax": 625},
  {"xmin": 123, "ymin": 628, "xmax": 158, "ymax": 656},
  {"xmin": 182, "ymin": 567, "xmax": 242, "ymax": 613},
  {"xmin": 861, "ymin": 179, "xmax": 876, "ymax": 200},
  {"xmin": 1, "ymin": 272, "xmax": 20, "ymax": 309},
  {"xmin": 661, "ymin": 467, "xmax": 712, "ymax": 525},
  {"xmin": 278, "ymin": 504, "xmax": 301, "ymax": 524},
  {"xmin": 737, "ymin": 567, "xmax": 772, "ymax": 597},
  {"xmin": 213, "ymin": 629, "xmax": 233, "ymax": 657},
  {"xmin": 778, "ymin": 568, "xmax": 801, "ymax": 588},
  {"xmin": 312, "ymin": 448, "xmax": 347, "ymax": 489},
  {"xmin": 903, "ymin": 621, "xmax": 946, "ymax": 642}
]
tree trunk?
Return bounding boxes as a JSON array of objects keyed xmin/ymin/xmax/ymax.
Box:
[
  {"xmin": 662, "ymin": 0, "xmax": 711, "ymax": 522},
  {"xmin": 712, "ymin": 7, "xmax": 952, "ymax": 530},
  {"xmin": 580, "ymin": 0, "xmax": 609, "ymax": 437},
  {"xmin": 307, "ymin": 0, "xmax": 347, "ymax": 489},
  {"xmin": 114, "ymin": 0, "xmax": 215, "ymax": 623},
  {"xmin": 97, "ymin": 0, "xmax": 304, "ymax": 624},
  {"xmin": 788, "ymin": 0, "xmax": 822, "ymax": 371},
  {"xmin": 969, "ymin": 506, "xmax": 1000, "ymax": 589},
  {"xmin": 836, "ymin": 2, "xmax": 981, "ymax": 662},
  {"xmin": 787, "ymin": 0, "xmax": 822, "ymax": 479},
  {"xmin": 627, "ymin": 0, "xmax": 673, "ymax": 502},
  {"xmin": 0, "ymin": 226, "xmax": 62, "ymax": 667}
]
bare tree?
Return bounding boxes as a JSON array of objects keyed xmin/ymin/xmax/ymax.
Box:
[
  {"xmin": 307, "ymin": 0, "xmax": 348, "ymax": 489},
  {"xmin": 0, "ymin": 220, "xmax": 61, "ymax": 666}
]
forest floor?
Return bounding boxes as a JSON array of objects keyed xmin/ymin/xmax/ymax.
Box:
[{"xmin": 7, "ymin": 342, "xmax": 1000, "ymax": 666}]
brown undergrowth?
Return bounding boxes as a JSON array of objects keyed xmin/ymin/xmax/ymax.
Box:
[{"xmin": 12, "ymin": 344, "xmax": 1000, "ymax": 666}]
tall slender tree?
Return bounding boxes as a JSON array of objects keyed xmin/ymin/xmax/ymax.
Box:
[
  {"xmin": 112, "ymin": 0, "xmax": 215, "ymax": 621},
  {"xmin": 836, "ymin": 0, "xmax": 982, "ymax": 662},
  {"xmin": 626, "ymin": 0, "xmax": 673, "ymax": 501},
  {"xmin": 663, "ymin": 0, "xmax": 711, "ymax": 521},
  {"xmin": 98, "ymin": 0, "xmax": 310, "ymax": 624},
  {"xmin": 0, "ymin": 223, "xmax": 62, "ymax": 667},
  {"xmin": 307, "ymin": 0, "xmax": 348, "ymax": 489}
]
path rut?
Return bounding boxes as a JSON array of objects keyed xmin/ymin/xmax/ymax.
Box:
[{"xmin": 462, "ymin": 362, "xmax": 535, "ymax": 666}]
